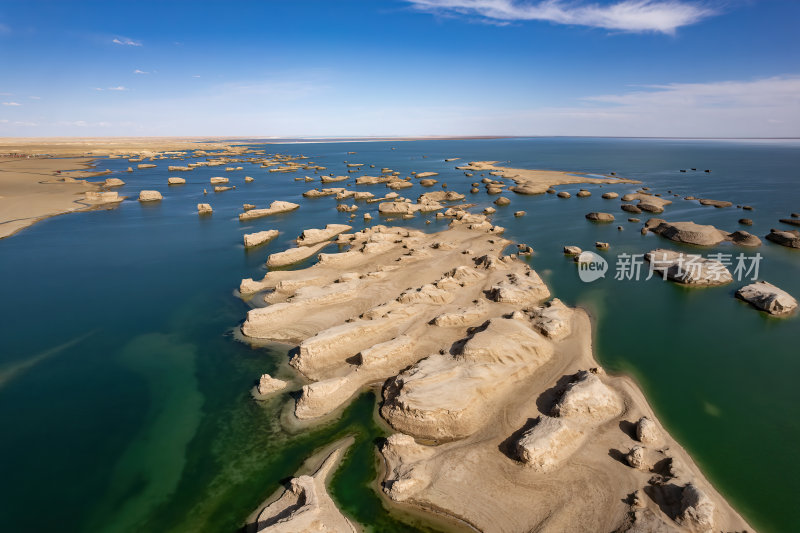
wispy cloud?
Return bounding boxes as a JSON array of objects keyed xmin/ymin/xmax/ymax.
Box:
[
  {"xmin": 227, "ymin": 80, "xmax": 327, "ymax": 99},
  {"xmin": 57, "ymin": 120, "xmax": 112, "ymax": 127},
  {"xmin": 2, "ymin": 101, "xmax": 22, "ymax": 106},
  {"xmin": 505, "ymin": 75, "xmax": 800, "ymax": 137},
  {"xmin": 406, "ymin": 0, "xmax": 715, "ymax": 33},
  {"xmin": 29, "ymin": 95, "xmax": 41, "ymax": 100},
  {"xmin": 107, "ymin": 86, "xmax": 129, "ymax": 91},
  {"xmin": 112, "ymin": 37, "xmax": 141, "ymax": 46},
  {"xmin": 133, "ymin": 69, "xmax": 149, "ymax": 74},
  {"xmin": 582, "ymin": 76, "xmax": 800, "ymax": 108}
]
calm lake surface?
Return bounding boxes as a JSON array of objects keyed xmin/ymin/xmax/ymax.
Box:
[{"xmin": 1, "ymin": 138, "xmax": 798, "ymax": 533}]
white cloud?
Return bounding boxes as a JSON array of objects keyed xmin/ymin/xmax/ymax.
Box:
[
  {"xmin": 64, "ymin": 120, "xmax": 107, "ymax": 126},
  {"xmin": 406, "ymin": 0, "xmax": 715, "ymax": 33},
  {"xmin": 2, "ymin": 101, "xmax": 21, "ymax": 106},
  {"xmin": 497, "ymin": 75, "xmax": 800, "ymax": 137},
  {"xmin": 13, "ymin": 121, "xmax": 37, "ymax": 126},
  {"xmin": 112, "ymin": 37, "xmax": 141, "ymax": 46},
  {"xmin": 28, "ymin": 95, "xmax": 41, "ymax": 100},
  {"xmin": 192, "ymin": 75, "xmax": 201, "ymax": 78},
  {"xmin": 226, "ymin": 80, "xmax": 327, "ymax": 99},
  {"xmin": 583, "ymin": 77, "xmax": 800, "ymax": 108},
  {"xmin": 133, "ymin": 69, "xmax": 149, "ymax": 74},
  {"xmin": 107, "ymin": 86, "xmax": 128, "ymax": 91}
]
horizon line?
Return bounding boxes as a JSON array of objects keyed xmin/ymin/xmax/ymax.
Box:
[{"xmin": 3, "ymin": 135, "xmax": 800, "ymax": 143}]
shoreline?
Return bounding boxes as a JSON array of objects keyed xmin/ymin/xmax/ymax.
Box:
[
  {"xmin": 0, "ymin": 138, "xmax": 246, "ymax": 239},
  {"xmin": 0, "ymin": 156, "xmax": 114, "ymax": 239},
  {"xmin": 575, "ymin": 296, "xmax": 766, "ymax": 531}
]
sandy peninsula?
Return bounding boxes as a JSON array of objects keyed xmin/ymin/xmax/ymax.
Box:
[
  {"xmin": 457, "ymin": 161, "xmax": 640, "ymax": 194},
  {"xmin": 0, "ymin": 156, "xmax": 121, "ymax": 239},
  {"xmin": 246, "ymin": 437, "xmax": 359, "ymax": 533},
  {"xmin": 0, "ymin": 137, "xmax": 243, "ymax": 239},
  {"xmin": 239, "ymin": 207, "xmax": 753, "ymax": 532}
]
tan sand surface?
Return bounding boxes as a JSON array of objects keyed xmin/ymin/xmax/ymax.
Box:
[
  {"xmin": 459, "ymin": 160, "xmax": 640, "ymax": 194},
  {"xmin": 0, "ymin": 137, "xmax": 235, "ymax": 157},
  {"xmin": 0, "ymin": 156, "xmax": 118, "ymax": 238},
  {"xmin": 0, "ymin": 137, "xmax": 242, "ymax": 239},
  {"xmin": 245, "ymin": 437, "xmax": 359, "ymax": 533},
  {"xmin": 239, "ymin": 213, "xmax": 753, "ymax": 533}
]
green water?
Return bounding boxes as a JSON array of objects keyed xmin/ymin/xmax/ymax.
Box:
[{"xmin": 0, "ymin": 138, "xmax": 798, "ymax": 532}]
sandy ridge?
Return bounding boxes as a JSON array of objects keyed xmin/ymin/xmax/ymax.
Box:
[{"xmin": 239, "ymin": 214, "xmax": 753, "ymax": 533}]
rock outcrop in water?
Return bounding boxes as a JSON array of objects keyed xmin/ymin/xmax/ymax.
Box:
[
  {"xmin": 138, "ymin": 190, "xmax": 162, "ymax": 202},
  {"xmin": 244, "ymin": 230, "xmax": 279, "ymax": 248},
  {"xmin": 254, "ymin": 374, "xmax": 287, "ymax": 397},
  {"xmin": 378, "ymin": 199, "xmax": 442, "ymax": 215},
  {"xmin": 621, "ymin": 193, "xmax": 672, "ymax": 214},
  {"xmin": 698, "ymin": 198, "xmax": 732, "ymax": 208},
  {"xmin": 647, "ymin": 221, "xmax": 762, "ymax": 248},
  {"xmin": 766, "ymin": 228, "xmax": 800, "ymax": 249},
  {"xmin": 239, "ymin": 201, "xmax": 300, "ymax": 221},
  {"xmin": 644, "ymin": 249, "xmax": 733, "ymax": 285},
  {"xmin": 728, "ymin": 230, "xmax": 762, "ymax": 247},
  {"xmin": 586, "ymin": 212, "xmax": 614, "ymax": 222},
  {"xmin": 736, "ymin": 281, "xmax": 797, "ymax": 316},
  {"xmin": 250, "ymin": 441, "xmax": 357, "ymax": 533},
  {"xmin": 266, "ymin": 241, "xmax": 332, "ymax": 268},
  {"xmin": 84, "ymin": 191, "xmax": 123, "ymax": 205},
  {"xmin": 303, "ymin": 187, "xmax": 343, "ymax": 198},
  {"xmin": 296, "ymin": 224, "xmax": 351, "ymax": 246},
  {"xmin": 649, "ymin": 221, "xmax": 727, "ymax": 246}
]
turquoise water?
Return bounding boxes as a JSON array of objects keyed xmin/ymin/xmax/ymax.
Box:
[{"xmin": 0, "ymin": 138, "xmax": 798, "ymax": 532}]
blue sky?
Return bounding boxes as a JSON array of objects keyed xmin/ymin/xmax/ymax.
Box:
[{"xmin": 0, "ymin": 0, "xmax": 798, "ymax": 137}]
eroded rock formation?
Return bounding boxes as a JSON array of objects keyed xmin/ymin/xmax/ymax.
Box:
[{"xmin": 238, "ymin": 216, "xmax": 753, "ymax": 533}]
